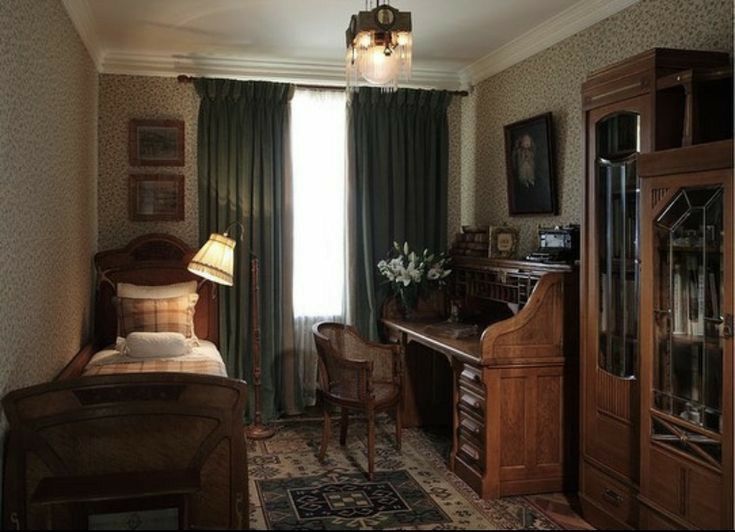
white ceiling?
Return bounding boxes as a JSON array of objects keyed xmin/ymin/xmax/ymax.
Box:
[{"xmin": 63, "ymin": 0, "xmax": 638, "ymax": 89}]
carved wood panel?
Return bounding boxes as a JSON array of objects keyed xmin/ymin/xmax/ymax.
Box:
[
  {"xmin": 595, "ymin": 369, "xmax": 633, "ymax": 421},
  {"xmin": 651, "ymin": 187, "xmax": 670, "ymax": 210}
]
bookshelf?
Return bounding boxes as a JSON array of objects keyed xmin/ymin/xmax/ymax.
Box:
[
  {"xmin": 639, "ymin": 139, "xmax": 733, "ymax": 529},
  {"xmin": 579, "ymin": 49, "xmax": 731, "ymax": 531}
]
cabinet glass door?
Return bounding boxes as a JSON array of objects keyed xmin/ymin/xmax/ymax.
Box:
[
  {"xmin": 597, "ymin": 112, "xmax": 640, "ymax": 377},
  {"xmin": 653, "ymin": 186, "xmax": 724, "ymax": 438}
]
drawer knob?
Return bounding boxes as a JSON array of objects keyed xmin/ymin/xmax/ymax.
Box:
[{"xmin": 602, "ymin": 488, "xmax": 623, "ymax": 507}]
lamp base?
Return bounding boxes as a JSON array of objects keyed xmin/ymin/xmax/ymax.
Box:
[{"xmin": 245, "ymin": 423, "xmax": 276, "ymax": 440}]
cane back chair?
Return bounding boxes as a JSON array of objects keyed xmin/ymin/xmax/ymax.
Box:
[{"xmin": 312, "ymin": 322, "xmax": 402, "ymax": 479}]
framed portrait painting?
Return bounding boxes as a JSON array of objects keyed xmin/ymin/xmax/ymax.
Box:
[
  {"xmin": 504, "ymin": 112, "xmax": 557, "ymax": 215},
  {"xmin": 129, "ymin": 119, "xmax": 185, "ymax": 167},
  {"xmin": 128, "ymin": 174, "xmax": 185, "ymax": 221}
]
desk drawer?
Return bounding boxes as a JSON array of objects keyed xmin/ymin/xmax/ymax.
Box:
[
  {"xmin": 458, "ymin": 412, "xmax": 484, "ymax": 443},
  {"xmin": 459, "ymin": 364, "xmax": 483, "ymax": 386},
  {"xmin": 459, "ymin": 365, "xmax": 485, "ymax": 395},
  {"xmin": 457, "ymin": 434, "xmax": 485, "ymax": 472},
  {"xmin": 458, "ymin": 387, "xmax": 485, "ymax": 417},
  {"xmin": 583, "ymin": 462, "xmax": 636, "ymax": 526}
]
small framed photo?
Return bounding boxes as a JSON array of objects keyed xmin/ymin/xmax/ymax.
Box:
[
  {"xmin": 504, "ymin": 112, "xmax": 557, "ymax": 215},
  {"xmin": 129, "ymin": 174, "xmax": 184, "ymax": 221},
  {"xmin": 129, "ymin": 119, "xmax": 185, "ymax": 166},
  {"xmin": 488, "ymin": 225, "xmax": 519, "ymax": 259}
]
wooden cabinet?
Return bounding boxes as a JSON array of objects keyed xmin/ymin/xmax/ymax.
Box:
[
  {"xmin": 638, "ymin": 140, "xmax": 733, "ymax": 530},
  {"xmin": 580, "ymin": 48, "xmax": 730, "ymax": 529}
]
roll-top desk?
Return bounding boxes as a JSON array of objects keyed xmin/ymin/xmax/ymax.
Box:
[{"xmin": 382, "ymin": 257, "xmax": 578, "ymax": 499}]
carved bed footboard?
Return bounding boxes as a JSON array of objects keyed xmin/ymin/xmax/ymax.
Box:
[{"xmin": 2, "ymin": 372, "xmax": 248, "ymax": 530}]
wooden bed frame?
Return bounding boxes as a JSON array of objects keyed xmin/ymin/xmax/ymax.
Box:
[{"xmin": 2, "ymin": 234, "xmax": 248, "ymax": 530}]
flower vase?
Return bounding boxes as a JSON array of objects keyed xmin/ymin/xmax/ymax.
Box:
[{"xmin": 399, "ymin": 288, "xmax": 419, "ymax": 320}]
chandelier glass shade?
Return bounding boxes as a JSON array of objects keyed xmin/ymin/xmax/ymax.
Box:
[{"xmin": 346, "ymin": 2, "xmax": 412, "ymax": 91}]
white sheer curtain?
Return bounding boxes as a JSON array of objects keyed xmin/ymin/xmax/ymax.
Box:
[{"xmin": 290, "ymin": 88, "xmax": 347, "ymax": 408}]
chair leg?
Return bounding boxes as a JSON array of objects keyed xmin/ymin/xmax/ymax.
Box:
[
  {"xmin": 367, "ymin": 408, "xmax": 376, "ymax": 480},
  {"xmin": 340, "ymin": 408, "xmax": 349, "ymax": 446},
  {"xmin": 319, "ymin": 405, "xmax": 330, "ymax": 463},
  {"xmin": 395, "ymin": 404, "xmax": 402, "ymax": 451}
]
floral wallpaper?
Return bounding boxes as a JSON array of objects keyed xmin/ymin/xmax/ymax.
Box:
[
  {"xmin": 457, "ymin": 0, "xmax": 733, "ymax": 256},
  {"xmin": 446, "ymin": 98, "xmax": 462, "ymax": 240},
  {"xmin": 0, "ymin": 1, "xmax": 98, "ymax": 409},
  {"xmin": 98, "ymin": 75, "xmax": 199, "ymax": 250}
]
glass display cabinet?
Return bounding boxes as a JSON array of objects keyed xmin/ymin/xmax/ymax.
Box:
[
  {"xmin": 653, "ymin": 186, "xmax": 724, "ymax": 437},
  {"xmin": 581, "ymin": 90, "xmax": 651, "ymax": 530},
  {"xmin": 639, "ymin": 139, "xmax": 732, "ymax": 530},
  {"xmin": 579, "ymin": 48, "xmax": 730, "ymax": 531},
  {"xmin": 597, "ymin": 112, "xmax": 640, "ymax": 378}
]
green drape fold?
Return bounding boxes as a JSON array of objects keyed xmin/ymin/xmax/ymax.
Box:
[
  {"xmin": 348, "ymin": 87, "xmax": 452, "ymax": 339},
  {"xmin": 195, "ymin": 78, "xmax": 294, "ymax": 421}
]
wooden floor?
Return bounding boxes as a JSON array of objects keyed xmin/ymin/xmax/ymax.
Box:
[{"xmin": 525, "ymin": 493, "xmax": 593, "ymax": 530}]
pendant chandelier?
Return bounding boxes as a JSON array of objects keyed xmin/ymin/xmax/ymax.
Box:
[{"xmin": 345, "ymin": 1, "xmax": 413, "ymax": 91}]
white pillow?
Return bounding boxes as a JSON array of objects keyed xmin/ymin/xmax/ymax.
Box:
[
  {"xmin": 124, "ymin": 332, "xmax": 192, "ymax": 358},
  {"xmin": 117, "ymin": 281, "xmax": 197, "ymax": 299}
]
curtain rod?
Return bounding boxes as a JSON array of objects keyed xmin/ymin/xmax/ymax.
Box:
[{"xmin": 176, "ymin": 75, "xmax": 468, "ymax": 96}]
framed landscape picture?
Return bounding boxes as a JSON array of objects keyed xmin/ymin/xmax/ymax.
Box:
[
  {"xmin": 504, "ymin": 112, "xmax": 557, "ymax": 215},
  {"xmin": 129, "ymin": 174, "xmax": 185, "ymax": 221},
  {"xmin": 129, "ymin": 119, "xmax": 185, "ymax": 166}
]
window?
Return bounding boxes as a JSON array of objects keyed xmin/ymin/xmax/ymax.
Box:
[{"xmin": 290, "ymin": 89, "xmax": 347, "ymax": 318}]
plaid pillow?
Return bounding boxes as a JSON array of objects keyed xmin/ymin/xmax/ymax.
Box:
[{"xmin": 114, "ymin": 294, "xmax": 199, "ymax": 339}]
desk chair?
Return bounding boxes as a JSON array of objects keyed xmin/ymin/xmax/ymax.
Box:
[{"xmin": 312, "ymin": 322, "xmax": 402, "ymax": 479}]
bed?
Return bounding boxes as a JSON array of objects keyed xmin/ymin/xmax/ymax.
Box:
[{"xmin": 2, "ymin": 234, "xmax": 248, "ymax": 530}]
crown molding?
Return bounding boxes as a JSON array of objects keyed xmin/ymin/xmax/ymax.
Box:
[
  {"xmin": 459, "ymin": 0, "xmax": 639, "ymax": 87},
  {"xmin": 62, "ymin": 0, "xmax": 102, "ymax": 69},
  {"xmin": 62, "ymin": 0, "xmax": 638, "ymax": 91},
  {"xmin": 100, "ymin": 51, "xmax": 463, "ymax": 90}
]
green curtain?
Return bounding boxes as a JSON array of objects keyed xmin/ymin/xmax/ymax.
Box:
[
  {"xmin": 196, "ymin": 78, "xmax": 294, "ymax": 422},
  {"xmin": 348, "ymin": 87, "xmax": 452, "ymax": 339}
]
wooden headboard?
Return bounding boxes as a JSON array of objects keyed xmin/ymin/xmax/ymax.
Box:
[{"xmin": 94, "ymin": 233, "xmax": 219, "ymax": 347}]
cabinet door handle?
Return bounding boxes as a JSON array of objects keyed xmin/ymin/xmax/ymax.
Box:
[
  {"xmin": 723, "ymin": 313, "xmax": 733, "ymax": 339},
  {"xmin": 602, "ymin": 488, "xmax": 623, "ymax": 507}
]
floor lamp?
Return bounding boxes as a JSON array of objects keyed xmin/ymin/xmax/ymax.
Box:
[{"xmin": 188, "ymin": 223, "xmax": 275, "ymax": 440}]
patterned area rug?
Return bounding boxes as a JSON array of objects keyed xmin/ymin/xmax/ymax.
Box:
[{"xmin": 248, "ymin": 416, "xmax": 565, "ymax": 530}]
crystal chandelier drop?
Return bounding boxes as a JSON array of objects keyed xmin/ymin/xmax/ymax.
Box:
[{"xmin": 345, "ymin": 1, "xmax": 412, "ymax": 91}]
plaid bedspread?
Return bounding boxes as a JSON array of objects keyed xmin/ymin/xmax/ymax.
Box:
[{"xmin": 82, "ymin": 357, "xmax": 227, "ymax": 378}]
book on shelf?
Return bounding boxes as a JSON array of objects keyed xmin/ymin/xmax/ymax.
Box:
[
  {"xmin": 672, "ymin": 263, "xmax": 686, "ymax": 334},
  {"xmin": 706, "ymin": 268, "xmax": 719, "ymax": 319},
  {"xmin": 685, "ymin": 255, "xmax": 704, "ymax": 337}
]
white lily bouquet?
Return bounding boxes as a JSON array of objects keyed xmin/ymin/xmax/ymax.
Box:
[{"xmin": 377, "ymin": 241, "xmax": 452, "ymax": 316}]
